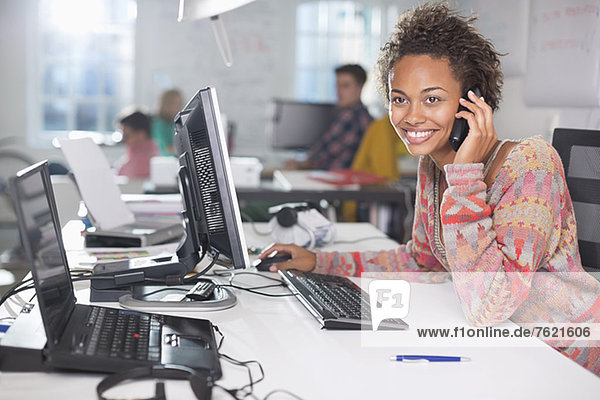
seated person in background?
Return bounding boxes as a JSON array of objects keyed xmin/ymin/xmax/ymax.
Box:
[
  {"xmin": 261, "ymin": 3, "xmax": 600, "ymax": 375},
  {"xmin": 341, "ymin": 115, "xmax": 409, "ymax": 221},
  {"xmin": 152, "ymin": 88, "xmax": 184, "ymax": 156},
  {"xmin": 288, "ymin": 64, "xmax": 373, "ymax": 170},
  {"xmin": 115, "ymin": 110, "xmax": 159, "ymax": 179},
  {"xmin": 350, "ymin": 115, "xmax": 409, "ymax": 180}
]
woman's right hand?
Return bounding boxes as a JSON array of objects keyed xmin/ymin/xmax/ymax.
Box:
[{"xmin": 258, "ymin": 243, "xmax": 317, "ymax": 272}]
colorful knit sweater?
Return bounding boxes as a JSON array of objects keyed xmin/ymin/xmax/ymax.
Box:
[{"xmin": 315, "ymin": 137, "xmax": 600, "ymax": 375}]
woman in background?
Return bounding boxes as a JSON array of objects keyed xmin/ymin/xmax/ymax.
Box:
[
  {"xmin": 152, "ymin": 89, "xmax": 184, "ymax": 156},
  {"xmin": 260, "ymin": 2, "xmax": 600, "ymax": 375}
]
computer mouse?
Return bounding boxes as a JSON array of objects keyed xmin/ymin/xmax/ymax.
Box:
[{"xmin": 252, "ymin": 253, "xmax": 292, "ymax": 271}]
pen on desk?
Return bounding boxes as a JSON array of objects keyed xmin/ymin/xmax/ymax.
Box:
[{"xmin": 390, "ymin": 355, "xmax": 471, "ymax": 362}]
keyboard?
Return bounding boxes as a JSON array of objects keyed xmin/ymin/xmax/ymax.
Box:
[
  {"xmin": 81, "ymin": 307, "xmax": 162, "ymax": 361},
  {"xmin": 278, "ymin": 270, "xmax": 408, "ymax": 330}
]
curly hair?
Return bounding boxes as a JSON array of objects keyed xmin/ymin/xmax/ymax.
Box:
[{"xmin": 376, "ymin": 2, "xmax": 504, "ymax": 111}]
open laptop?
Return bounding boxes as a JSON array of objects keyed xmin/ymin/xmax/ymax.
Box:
[
  {"xmin": 59, "ymin": 137, "xmax": 183, "ymax": 247},
  {"xmin": 9, "ymin": 160, "xmax": 221, "ymax": 376}
]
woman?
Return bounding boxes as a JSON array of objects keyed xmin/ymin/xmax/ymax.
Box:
[
  {"xmin": 260, "ymin": 3, "xmax": 600, "ymax": 374},
  {"xmin": 152, "ymin": 89, "xmax": 184, "ymax": 156}
]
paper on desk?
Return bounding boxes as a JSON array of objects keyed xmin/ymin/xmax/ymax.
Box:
[
  {"xmin": 66, "ymin": 242, "xmax": 179, "ymax": 269},
  {"xmin": 59, "ymin": 137, "xmax": 134, "ymax": 230}
]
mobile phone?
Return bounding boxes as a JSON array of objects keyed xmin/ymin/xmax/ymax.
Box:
[{"xmin": 449, "ymin": 87, "xmax": 482, "ymax": 151}]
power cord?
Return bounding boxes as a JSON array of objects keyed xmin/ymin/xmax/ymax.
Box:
[
  {"xmin": 217, "ymin": 283, "xmax": 297, "ymax": 298},
  {"xmin": 210, "ymin": 270, "xmax": 296, "ymax": 298},
  {"xmin": 0, "ymin": 277, "xmax": 35, "ymax": 307},
  {"xmin": 182, "ymin": 248, "xmax": 221, "ymax": 285},
  {"xmin": 333, "ymin": 235, "xmax": 390, "ymax": 244},
  {"xmin": 240, "ymin": 210, "xmax": 272, "ymax": 236},
  {"xmin": 211, "ymin": 324, "xmax": 305, "ymax": 400}
]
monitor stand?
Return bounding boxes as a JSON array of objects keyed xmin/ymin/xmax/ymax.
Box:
[{"xmin": 116, "ymin": 277, "xmax": 237, "ymax": 312}]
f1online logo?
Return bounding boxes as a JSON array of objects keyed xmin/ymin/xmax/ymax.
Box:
[{"xmin": 368, "ymin": 280, "xmax": 410, "ymax": 331}]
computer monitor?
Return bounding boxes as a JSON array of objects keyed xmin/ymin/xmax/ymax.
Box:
[
  {"xmin": 86, "ymin": 88, "xmax": 248, "ymax": 301},
  {"xmin": 174, "ymin": 87, "xmax": 249, "ymax": 270},
  {"xmin": 268, "ymin": 99, "xmax": 336, "ymax": 150}
]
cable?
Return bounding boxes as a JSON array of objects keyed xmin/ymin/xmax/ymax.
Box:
[
  {"xmin": 0, "ymin": 267, "xmax": 103, "ymax": 306},
  {"xmin": 0, "ymin": 277, "xmax": 35, "ymax": 307},
  {"xmin": 213, "ymin": 351, "xmax": 305, "ymax": 400},
  {"xmin": 211, "ymin": 270, "xmax": 285, "ymax": 284},
  {"xmin": 217, "ymin": 283, "xmax": 297, "ymax": 298},
  {"xmin": 212, "ymin": 324, "xmax": 265, "ymax": 400},
  {"xmin": 210, "ymin": 270, "xmax": 295, "ymax": 297},
  {"xmin": 263, "ymin": 390, "xmax": 306, "ymax": 400},
  {"xmin": 217, "ymin": 352, "xmax": 265, "ymax": 398},
  {"xmin": 182, "ymin": 248, "xmax": 221, "ymax": 285},
  {"xmin": 332, "ymin": 235, "xmax": 389, "ymax": 244},
  {"xmin": 0, "ymin": 284, "xmax": 36, "ymax": 310},
  {"xmin": 240, "ymin": 210, "xmax": 273, "ymax": 236},
  {"xmin": 212, "ymin": 324, "xmax": 225, "ymax": 351},
  {"xmin": 137, "ymin": 287, "xmax": 189, "ymax": 299}
]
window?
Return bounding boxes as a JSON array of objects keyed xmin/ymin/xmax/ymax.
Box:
[
  {"xmin": 30, "ymin": 0, "xmax": 136, "ymax": 146},
  {"xmin": 295, "ymin": 1, "xmax": 383, "ymax": 106}
]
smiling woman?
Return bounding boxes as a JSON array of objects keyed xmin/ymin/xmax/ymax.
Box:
[
  {"xmin": 388, "ymin": 55, "xmax": 464, "ymax": 164},
  {"xmin": 260, "ymin": 2, "xmax": 600, "ymax": 376}
]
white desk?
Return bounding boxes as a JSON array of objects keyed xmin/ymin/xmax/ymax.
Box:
[{"xmin": 1, "ymin": 223, "xmax": 599, "ymax": 399}]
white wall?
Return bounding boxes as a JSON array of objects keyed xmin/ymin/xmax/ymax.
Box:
[
  {"xmin": 0, "ymin": 0, "xmax": 569, "ymax": 168},
  {"xmin": 134, "ymin": 0, "xmax": 298, "ymax": 164},
  {"xmin": 0, "ymin": 1, "xmax": 29, "ymax": 144}
]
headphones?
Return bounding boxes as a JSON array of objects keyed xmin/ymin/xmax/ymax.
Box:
[
  {"xmin": 274, "ymin": 206, "xmax": 302, "ymax": 227},
  {"xmin": 96, "ymin": 364, "xmax": 214, "ymax": 400},
  {"xmin": 268, "ymin": 203, "xmax": 335, "ymax": 250}
]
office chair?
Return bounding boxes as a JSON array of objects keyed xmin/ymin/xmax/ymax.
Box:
[{"xmin": 552, "ymin": 128, "xmax": 600, "ymax": 280}]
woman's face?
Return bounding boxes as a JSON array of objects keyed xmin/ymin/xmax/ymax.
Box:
[{"xmin": 388, "ymin": 55, "xmax": 462, "ymax": 162}]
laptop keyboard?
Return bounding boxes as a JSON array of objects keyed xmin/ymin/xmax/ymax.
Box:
[{"xmin": 82, "ymin": 307, "xmax": 163, "ymax": 361}]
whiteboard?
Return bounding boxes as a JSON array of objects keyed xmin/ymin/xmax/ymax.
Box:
[
  {"xmin": 524, "ymin": 0, "xmax": 600, "ymax": 107},
  {"xmin": 457, "ymin": 0, "xmax": 529, "ymax": 77}
]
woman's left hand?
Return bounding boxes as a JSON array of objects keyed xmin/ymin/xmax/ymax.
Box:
[{"xmin": 453, "ymin": 90, "xmax": 498, "ymax": 165}]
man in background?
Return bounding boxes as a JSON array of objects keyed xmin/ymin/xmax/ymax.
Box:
[
  {"xmin": 289, "ymin": 64, "xmax": 373, "ymax": 170},
  {"xmin": 114, "ymin": 110, "xmax": 159, "ymax": 178}
]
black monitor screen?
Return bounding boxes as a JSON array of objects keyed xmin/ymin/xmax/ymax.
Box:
[
  {"xmin": 268, "ymin": 99, "xmax": 336, "ymax": 150},
  {"xmin": 174, "ymin": 87, "xmax": 249, "ymax": 269},
  {"xmin": 9, "ymin": 161, "xmax": 75, "ymax": 346}
]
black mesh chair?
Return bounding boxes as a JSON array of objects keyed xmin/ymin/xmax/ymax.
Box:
[{"xmin": 552, "ymin": 128, "xmax": 600, "ymax": 280}]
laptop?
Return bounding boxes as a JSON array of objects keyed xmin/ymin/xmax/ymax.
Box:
[
  {"xmin": 9, "ymin": 160, "xmax": 221, "ymax": 376},
  {"xmin": 59, "ymin": 137, "xmax": 184, "ymax": 247}
]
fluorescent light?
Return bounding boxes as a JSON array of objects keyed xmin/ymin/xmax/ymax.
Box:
[{"xmin": 177, "ymin": 0, "xmax": 255, "ymax": 21}]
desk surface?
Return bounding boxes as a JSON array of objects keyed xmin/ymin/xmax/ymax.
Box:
[
  {"xmin": 146, "ymin": 169, "xmax": 416, "ymax": 203},
  {"xmin": 1, "ymin": 223, "xmax": 599, "ymax": 399},
  {"xmin": 237, "ymin": 170, "xmax": 416, "ymax": 203}
]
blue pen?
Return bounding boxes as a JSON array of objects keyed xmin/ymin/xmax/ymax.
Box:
[{"xmin": 390, "ymin": 355, "xmax": 471, "ymax": 362}]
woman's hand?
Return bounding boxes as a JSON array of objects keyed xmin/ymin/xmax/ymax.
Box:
[
  {"xmin": 453, "ymin": 90, "xmax": 498, "ymax": 165},
  {"xmin": 257, "ymin": 243, "xmax": 317, "ymax": 272}
]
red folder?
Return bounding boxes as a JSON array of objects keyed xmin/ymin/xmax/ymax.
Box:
[{"xmin": 307, "ymin": 169, "xmax": 388, "ymax": 186}]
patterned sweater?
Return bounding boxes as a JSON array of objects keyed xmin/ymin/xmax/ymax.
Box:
[{"xmin": 315, "ymin": 137, "xmax": 600, "ymax": 375}]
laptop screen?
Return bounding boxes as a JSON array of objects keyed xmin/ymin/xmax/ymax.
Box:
[{"xmin": 10, "ymin": 161, "xmax": 75, "ymax": 346}]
